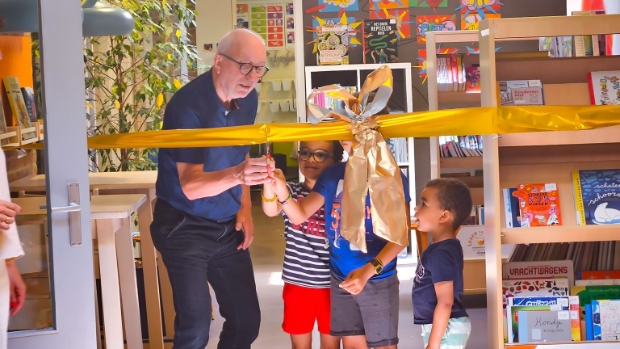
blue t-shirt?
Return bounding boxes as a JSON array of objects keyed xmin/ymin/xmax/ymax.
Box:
[
  {"xmin": 412, "ymin": 239, "xmax": 468, "ymax": 324},
  {"xmin": 313, "ymin": 162, "xmax": 411, "ymax": 280},
  {"xmin": 156, "ymin": 71, "xmax": 258, "ymax": 221}
]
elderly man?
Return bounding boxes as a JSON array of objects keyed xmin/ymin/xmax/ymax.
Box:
[{"xmin": 150, "ymin": 29, "xmax": 272, "ymax": 349}]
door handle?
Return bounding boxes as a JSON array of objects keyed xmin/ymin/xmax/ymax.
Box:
[{"xmin": 41, "ymin": 183, "xmax": 83, "ymax": 247}]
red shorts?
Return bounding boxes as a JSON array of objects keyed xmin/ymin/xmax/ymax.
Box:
[{"xmin": 282, "ymin": 282, "xmax": 331, "ymax": 335}]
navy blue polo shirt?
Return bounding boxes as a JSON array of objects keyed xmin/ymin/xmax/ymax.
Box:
[{"xmin": 155, "ymin": 71, "xmax": 257, "ymax": 221}]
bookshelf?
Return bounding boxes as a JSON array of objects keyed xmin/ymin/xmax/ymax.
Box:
[
  {"xmin": 303, "ymin": 63, "xmax": 418, "ymax": 260},
  {"xmin": 479, "ymin": 14, "xmax": 620, "ymax": 349},
  {"xmin": 425, "ymin": 31, "xmax": 489, "ymax": 295}
]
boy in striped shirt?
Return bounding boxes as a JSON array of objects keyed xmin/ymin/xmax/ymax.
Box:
[{"xmin": 262, "ymin": 140, "xmax": 344, "ymax": 349}]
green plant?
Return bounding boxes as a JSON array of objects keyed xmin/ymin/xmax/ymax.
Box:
[{"xmin": 84, "ymin": 0, "xmax": 201, "ymax": 171}]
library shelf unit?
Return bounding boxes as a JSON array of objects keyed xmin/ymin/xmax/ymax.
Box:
[
  {"xmin": 425, "ymin": 31, "xmax": 489, "ymax": 295},
  {"xmin": 479, "ymin": 14, "xmax": 620, "ymax": 349},
  {"xmin": 303, "ymin": 63, "xmax": 418, "ymax": 261}
]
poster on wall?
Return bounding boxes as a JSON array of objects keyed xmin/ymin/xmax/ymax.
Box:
[
  {"xmin": 410, "ymin": 0, "xmax": 448, "ymax": 9},
  {"xmin": 415, "ymin": 14, "xmax": 457, "ymax": 43},
  {"xmin": 370, "ymin": 9, "xmax": 413, "ymax": 39},
  {"xmin": 318, "ymin": 0, "xmax": 359, "ymax": 12},
  {"xmin": 370, "ymin": 0, "xmax": 409, "ymax": 11},
  {"xmin": 237, "ymin": 2, "xmax": 292, "ymax": 49},
  {"xmin": 461, "ymin": 13, "xmax": 500, "ymax": 31},
  {"xmin": 285, "ymin": 2, "xmax": 294, "ymax": 48},
  {"xmin": 236, "ymin": 4, "xmax": 250, "ymax": 28}
]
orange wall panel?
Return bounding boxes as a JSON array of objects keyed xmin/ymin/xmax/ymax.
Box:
[{"xmin": 0, "ymin": 35, "xmax": 34, "ymax": 126}]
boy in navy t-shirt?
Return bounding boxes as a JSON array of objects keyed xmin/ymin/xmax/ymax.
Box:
[
  {"xmin": 269, "ymin": 141, "xmax": 411, "ymax": 349},
  {"xmin": 412, "ymin": 178, "xmax": 473, "ymax": 349}
]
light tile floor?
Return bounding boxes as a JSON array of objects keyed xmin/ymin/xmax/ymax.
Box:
[{"xmin": 205, "ymin": 196, "xmax": 489, "ymax": 349}]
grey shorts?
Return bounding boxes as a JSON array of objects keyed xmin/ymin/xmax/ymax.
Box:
[{"xmin": 330, "ymin": 273, "xmax": 399, "ymax": 347}]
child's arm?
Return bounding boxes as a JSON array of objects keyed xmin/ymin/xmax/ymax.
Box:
[
  {"xmin": 261, "ymin": 169, "xmax": 285, "ymax": 217},
  {"xmin": 426, "ymin": 281, "xmax": 454, "ymax": 349},
  {"xmin": 340, "ymin": 202, "xmax": 410, "ymax": 295},
  {"xmin": 274, "ymin": 175, "xmax": 325, "ymax": 225}
]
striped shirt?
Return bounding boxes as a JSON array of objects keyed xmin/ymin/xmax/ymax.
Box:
[{"xmin": 281, "ymin": 182, "xmax": 331, "ymax": 288}]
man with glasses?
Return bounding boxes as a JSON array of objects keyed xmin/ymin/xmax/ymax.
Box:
[{"xmin": 151, "ymin": 29, "xmax": 272, "ymax": 349}]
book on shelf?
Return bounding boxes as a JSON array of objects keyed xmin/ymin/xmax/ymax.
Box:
[
  {"xmin": 457, "ymin": 225, "xmax": 514, "ymax": 260},
  {"xmin": 362, "ymin": 19, "xmax": 398, "ymax": 64},
  {"xmin": 587, "ymin": 70, "xmax": 620, "ymax": 105},
  {"xmin": 438, "ymin": 135, "xmax": 482, "ymax": 158},
  {"xmin": 2, "ymin": 77, "xmax": 37, "ymax": 140},
  {"xmin": 503, "ymin": 187, "xmax": 521, "ymax": 228},
  {"xmin": 517, "ymin": 309, "xmax": 573, "ymax": 343},
  {"xmin": 512, "ymin": 183, "xmax": 562, "ymax": 227},
  {"xmin": 503, "ymin": 260, "xmax": 575, "ymax": 286},
  {"xmin": 572, "ymin": 10, "xmax": 605, "ymax": 57},
  {"xmin": 0, "ymin": 94, "xmax": 8, "ymax": 136},
  {"xmin": 572, "ymin": 169, "xmax": 620, "ymax": 226},
  {"xmin": 316, "ymin": 24, "xmax": 349, "ymax": 65},
  {"xmin": 464, "ymin": 66, "xmax": 480, "ymax": 93},
  {"xmin": 20, "ymin": 87, "xmax": 37, "ymax": 123},
  {"xmin": 499, "ymin": 80, "xmax": 544, "ymax": 106}
]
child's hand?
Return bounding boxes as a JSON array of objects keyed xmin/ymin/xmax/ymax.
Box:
[
  {"xmin": 271, "ymin": 169, "xmax": 288, "ymax": 195},
  {"xmin": 339, "ymin": 263, "xmax": 375, "ymax": 295}
]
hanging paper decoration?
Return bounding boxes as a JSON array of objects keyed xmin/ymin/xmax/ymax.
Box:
[
  {"xmin": 415, "ymin": 47, "xmax": 458, "ymax": 83},
  {"xmin": 370, "ymin": 9, "xmax": 413, "ymax": 39},
  {"xmin": 411, "ymin": 0, "xmax": 448, "ymax": 13},
  {"xmin": 370, "ymin": 0, "xmax": 410, "ymax": 11},
  {"xmin": 318, "ymin": 0, "xmax": 359, "ymax": 13},
  {"xmin": 416, "ymin": 14, "xmax": 457, "ymax": 44},
  {"xmin": 456, "ymin": 0, "xmax": 502, "ymax": 19}
]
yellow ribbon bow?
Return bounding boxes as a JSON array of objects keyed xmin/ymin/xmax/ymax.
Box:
[{"xmin": 306, "ymin": 65, "xmax": 408, "ymax": 253}]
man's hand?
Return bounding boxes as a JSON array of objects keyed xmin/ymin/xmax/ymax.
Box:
[
  {"xmin": 0, "ymin": 200, "xmax": 21, "ymax": 231},
  {"xmin": 236, "ymin": 205, "xmax": 254, "ymax": 250},
  {"xmin": 235, "ymin": 157, "xmax": 275, "ymax": 186},
  {"xmin": 339, "ymin": 263, "xmax": 375, "ymax": 295},
  {"xmin": 6, "ymin": 260, "xmax": 25, "ymax": 316}
]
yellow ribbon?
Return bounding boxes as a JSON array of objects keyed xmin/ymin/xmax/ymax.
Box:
[
  {"xmin": 18, "ymin": 105, "xmax": 620, "ymax": 151},
  {"xmin": 306, "ymin": 65, "xmax": 408, "ymax": 253}
]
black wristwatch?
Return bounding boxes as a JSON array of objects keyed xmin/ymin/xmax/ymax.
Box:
[{"xmin": 369, "ymin": 258, "xmax": 384, "ymax": 275}]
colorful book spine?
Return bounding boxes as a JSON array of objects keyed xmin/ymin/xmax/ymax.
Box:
[{"xmin": 569, "ymin": 295, "xmax": 581, "ymax": 341}]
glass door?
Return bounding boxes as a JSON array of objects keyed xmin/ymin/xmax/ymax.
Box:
[{"xmin": 8, "ymin": 1, "xmax": 96, "ymax": 347}]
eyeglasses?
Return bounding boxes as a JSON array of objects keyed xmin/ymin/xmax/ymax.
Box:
[
  {"xmin": 219, "ymin": 53, "xmax": 270, "ymax": 78},
  {"xmin": 298, "ymin": 150, "xmax": 333, "ymax": 163}
]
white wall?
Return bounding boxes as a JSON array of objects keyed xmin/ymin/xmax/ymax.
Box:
[{"xmin": 195, "ymin": 0, "xmax": 236, "ymax": 71}]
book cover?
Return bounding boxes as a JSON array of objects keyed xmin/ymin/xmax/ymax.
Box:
[
  {"xmin": 512, "ymin": 183, "xmax": 562, "ymax": 227},
  {"xmin": 517, "ymin": 310, "xmax": 573, "ymax": 343},
  {"xmin": 0, "ymin": 95, "xmax": 8, "ymax": 135},
  {"xmin": 587, "ymin": 70, "xmax": 620, "ymax": 105},
  {"xmin": 503, "ymin": 260, "xmax": 575, "ymax": 286},
  {"xmin": 569, "ymin": 296, "xmax": 582, "ymax": 342},
  {"xmin": 511, "ymin": 86, "xmax": 544, "ymax": 106},
  {"xmin": 362, "ymin": 19, "xmax": 398, "ymax": 64},
  {"xmin": 316, "ymin": 25, "xmax": 349, "ymax": 65},
  {"xmin": 465, "ymin": 66, "xmax": 480, "ymax": 93},
  {"xmin": 20, "ymin": 87, "xmax": 37, "ymax": 123},
  {"xmin": 503, "ymin": 187, "xmax": 521, "ymax": 228},
  {"xmin": 578, "ymin": 270, "xmax": 620, "ymax": 280},
  {"xmin": 2, "ymin": 77, "xmax": 36, "ymax": 140},
  {"xmin": 597, "ymin": 299, "xmax": 620, "ymax": 340},
  {"xmin": 502, "ymin": 278, "xmax": 570, "ymax": 309},
  {"xmin": 509, "ymin": 305, "xmax": 553, "ymax": 343},
  {"xmin": 572, "ymin": 169, "xmax": 620, "ymax": 225},
  {"xmin": 499, "ymin": 80, "xmax": 544, "ymax": 106}
]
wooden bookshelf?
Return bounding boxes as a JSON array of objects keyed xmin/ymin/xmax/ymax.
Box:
[
  {"xmin": 479, "ymin": 14, "xmax": 620, "ymax": 349},
  {"xmin": 425, "ymin": 31, "xmax": 489, "ymax": 295}
]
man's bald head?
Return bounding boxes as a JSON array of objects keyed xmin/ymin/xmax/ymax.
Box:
[{"xmin": 217, "ymin": 29, "xmax": 265, "ymax": 56}]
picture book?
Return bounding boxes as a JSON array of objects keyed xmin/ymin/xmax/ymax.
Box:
[
  {"xmin": 517, "ymin": 310, "xmax": 573, "ymax": 343},
  {"xmin": 2, "ymin": 77, "xmax": 37, "ymax": 140},
  {"xmin": 587, "ymin": 70, "xmax": 620, "ymax": 105},
  {"xmin": 594, "ymin": 299, "xmax": 620, "ymax": 340},
  {"xmin": 572, "ymin": 169, "xmax": 620, "ymax": 225},
  {"xmin": 499, "ymin": 80, "xmax": 544, "ymax": 106},
  {"xmin": 20, "ymin": 87, "xmax": 37, "ymax": 123},
  {"xmin": 502, "ymin": 278, "xmax": 570, "ymax": 309},
  {"xmin": 512, "ymin": 183, "xmax": 562, "ymax": 227},
  {"xmin": 578, "ymin": 270, "xmax": 620, "ymax": 280},
  {"xmin": 503, "ymin": 187, "xmax": 521, "ymax": 228},
  {"xmin": 465, "ymin": 66, "xmax": 480, "ymax": 93},
  {"xmin": 362, "ymin": 19, "xmax": 398, "ymax": 64},
  {"xmin": 316, "ymin": 24, "xmax": 349, "ymax": 65},
  {"xmin": 503, "ymin": 260, "xmax": 575, "ymax": 286}
]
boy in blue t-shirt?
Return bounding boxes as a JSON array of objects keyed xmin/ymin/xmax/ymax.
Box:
[
  {"xmin": 412, "ymin": 178, "xmax": 473, "ymax": 349},
  {"xmin": 269, "ymin": 141, "xmax": 411, "ymax": 349}
]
